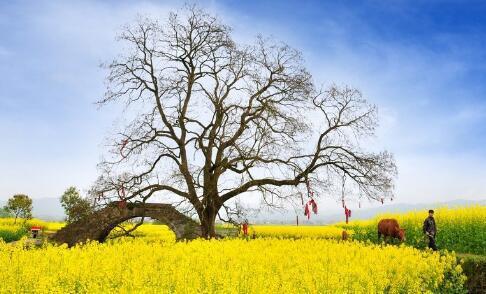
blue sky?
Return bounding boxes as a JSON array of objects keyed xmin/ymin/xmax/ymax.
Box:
[{"xmin": 1, "ymin": 0, "xmax": 485, "ymax": 206}]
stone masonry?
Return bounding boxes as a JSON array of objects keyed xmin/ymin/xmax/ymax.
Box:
[{"xmin": 51, "ymin": 202, "xmax": 201, "ymax": 247}]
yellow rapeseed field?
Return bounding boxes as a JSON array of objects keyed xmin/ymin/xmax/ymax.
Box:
[
  {"xmin": 0, "ymin": 218, "xmax": 65, "ymax": 242},
  {"xmin": 0, "ymin": 218, "xmax": 65, "ymax": 232},
  {"xmin": 110, "ymin": 223, "xmax": 176, "ymax": 243},
  {"xmin": 0, "ymin": 237, "xmax": 465, "ymax": 293},
  {"xmin": 249, "ymin": 225, "xmax": 348, "ymax": 239}
]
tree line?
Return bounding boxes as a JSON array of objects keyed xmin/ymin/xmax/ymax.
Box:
[{"xmin": 1, "ymin": 187, "xmax": 92, "ymax": 224}]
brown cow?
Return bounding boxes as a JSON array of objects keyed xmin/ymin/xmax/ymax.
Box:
[{"xmin": 377, "ymin": 219, "xmax": 406, "ymax": 242}]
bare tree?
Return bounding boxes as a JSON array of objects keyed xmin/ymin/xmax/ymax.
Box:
[{"xmin": 92, "ymin": 6, "xmax": 396, "ymax": 238}]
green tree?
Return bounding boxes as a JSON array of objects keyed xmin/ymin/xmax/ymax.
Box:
[
  {"xmin": 4, "ymin": 194, "xmax": 33, "ymax": 223},
  {"xmin": 0, "ymin": 207, "xmax": 13, "ymax": 218},
  {"xmin": 60, "ymin": 187, "xmax": 93, "ymax": 224}
]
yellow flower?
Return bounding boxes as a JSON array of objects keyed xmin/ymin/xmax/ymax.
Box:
[{"xmin": 0, "ymin": 237, "xmax": 464, "ymax": 293}]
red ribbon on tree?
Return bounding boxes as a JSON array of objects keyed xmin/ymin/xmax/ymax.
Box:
[
  {"xmin": 303, "ymin": 179, "xmax": 318, "ymax": 220},
  {"xmin": 309, "ymin": 199, "xmax": 318, "ymax": 214},
  {"xmin": 118, "ymin": 185, "xmax": 125, "ymax": 199},
  {"xmin": 118, "ymin": 200, "xmax": 127, "ymax": 209},
  {"xmin": 304, "ymin": 203, "xmax": 310, "ymax": 219},
  {"xmin": 117, "ymin": 185, "xmax": 127, "ymax": 209},
  {"xmin": 120, "ymin": 139, "xmax": 128, "ymax": 158},
  {"xmin": 303, "ymin": 199, "xmax": 318, "ymax": 220},
  {"xmin": 344, "ymin": 206, "xmax": 352, "ymax": 224}
]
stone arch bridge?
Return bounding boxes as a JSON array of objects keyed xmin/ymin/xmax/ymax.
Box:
[{"xmin": 51, "ymin": 202, "xmax": 201, "ymax": 247}]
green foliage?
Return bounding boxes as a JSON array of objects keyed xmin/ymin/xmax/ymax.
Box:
[
  {"xmin": 60, "ymin": 187, "xmax": 93, "ymax": 224},
  {"xmin": 3, "ymin": 194, "xmax": 32, "ymax": 223},
  {"xmin": 0, "ymin": 207, "xmax": 13, "ymax": 218},
  {"xmin": 0, "ymin": 226, "xmax": 28, "ymax": 242}
]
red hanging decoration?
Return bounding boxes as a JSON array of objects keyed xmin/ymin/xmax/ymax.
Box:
[
  {"xmin": 118, "ymin": 200, "xmax": 127, "ymax": 209},
  {"xmin": 118, "ymin": 185, "xmax": 125, "ymax": 199},
  {"xmin": 306, "ymin": 179, "xmax": 315, "ymax": 198},
  {"xmin": 303, "ymin": 179, "xmax": 318, "ymax": 220},
  {"xmin": 304, "ymin": 203, "xmax": 310, "ymax": 219},
  {"xmin": 344, "ymin": 206, "xmax": 352, "ymax": 224},
  {"xmin": 309, "ymin": 199, "xmax": 318, "ymax": 214},
  {"xmin": 120, "ymin": 139, "xmax": 128, "ymax": 158},
  {"xmin": 116, "ymin": 184, "xmax": 127, "ymax": 209},
  {"xmin": 303, "ymin": 198, "xmax": 318, "ymax": 220}
]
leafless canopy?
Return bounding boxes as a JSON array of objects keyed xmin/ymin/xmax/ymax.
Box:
[{"xmin": 93, "ymin": 6, "xmax": 396, "ymax": 237}]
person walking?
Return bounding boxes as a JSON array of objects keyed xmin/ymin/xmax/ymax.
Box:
[
  {"xmin": 423, "ymin": 209, "xmax": 438, "ymax": 251},
  {"xmin": 242, "ymin": 219, "xmax": 249, "ymax": 237}
]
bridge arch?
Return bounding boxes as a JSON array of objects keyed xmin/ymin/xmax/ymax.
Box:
[{"xmin": 51, "ymin": 202, "xmax": 201, "ymax": 247}]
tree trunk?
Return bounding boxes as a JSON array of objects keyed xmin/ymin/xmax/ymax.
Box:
[{"xmin": 199, "ymin": 205, "xmax": 219, "ymax": 239}]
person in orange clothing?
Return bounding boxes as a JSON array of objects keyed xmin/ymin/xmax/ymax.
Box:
[{"xmin": 242, "ymin": 219, "xmax": 249, "ymax": 236}]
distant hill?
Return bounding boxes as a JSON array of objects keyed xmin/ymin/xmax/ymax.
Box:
[{"xmin": 32, "ymin": 197, "xmax": 65, "ymax": 220}]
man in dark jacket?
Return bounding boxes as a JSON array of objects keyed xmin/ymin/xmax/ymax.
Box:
[{"xmin": 423, "ymin": 209, "xmax": 438, "ymax": 251}]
